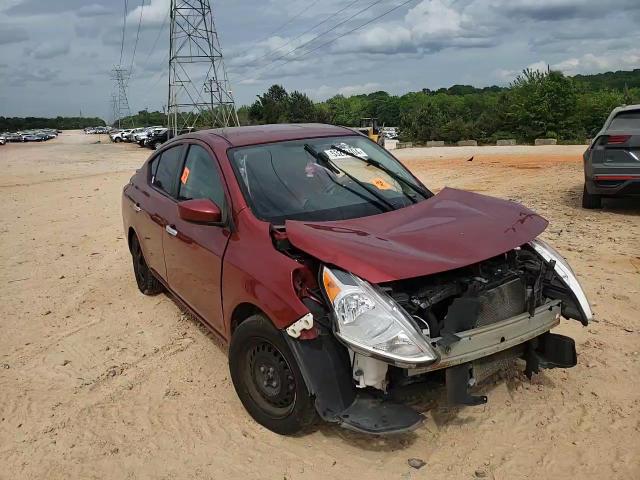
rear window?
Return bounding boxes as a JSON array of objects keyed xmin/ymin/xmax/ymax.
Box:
[
  {"xmin": 609, "ymin": 110, "xmax": 640, "ymax": 130},
  {"xmin": 151, "ymin": 145, "xmax": 183, "ymax": 197}
]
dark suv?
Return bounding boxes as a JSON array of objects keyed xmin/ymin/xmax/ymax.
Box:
[
  {"xmin": 122, "ymin": 124, "xmax": 591, "ymax": 435},
  {"xmin": 583, "ymin": 104, "xmax": 640, "ymax": 208}
]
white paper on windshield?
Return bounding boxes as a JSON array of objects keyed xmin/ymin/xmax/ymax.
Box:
[{"xmin": 323, "ymin": 145, "xmax": 368, "ymax": 161}]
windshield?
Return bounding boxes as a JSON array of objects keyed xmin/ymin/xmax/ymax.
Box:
[
  {"xmin": 228, "ymin": 135, "xmax": 429, "ymax": 224},
  {"xmin": 609, "ymin": 110, "xmax": 640, "ymax": 130}
]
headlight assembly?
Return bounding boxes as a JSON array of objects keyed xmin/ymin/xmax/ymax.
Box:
[
  {"xmin": 321, "ymin": 266, "xmax": 438, "ymax": 366},
  {"xmin": 530, "ymin": 238, "xmax": 593, "ymax": 322}
]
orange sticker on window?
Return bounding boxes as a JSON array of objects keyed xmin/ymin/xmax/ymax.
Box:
[
  {"xmin": 180, "ymin": 166, "xmax": 190, "ymax": 184},
  {"xmin": 372, "ymin": 177, "xmax": 392, "ymax": 190}
]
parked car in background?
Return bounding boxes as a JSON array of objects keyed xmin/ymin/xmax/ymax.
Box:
[
  {"xmin": 124, "ymin": 128, "xmax": 145, "ymax": 142},
  {"xmin": 583, "ymin": 104, "xmax": 640, "ymax": 208},
  {"xmin": 144, "ymin": 128, "xmax": 169, "ymax": 150},
  {"xmin": 22, "ymin": 133, "xmax": 44, "ymax": 142},
  {"xmin": 110, "ymin": 129, "xmax": 132, "ymax": 142},
  {"xmin": 122, "ymin": 124, "xmax": 591, "ymax": 435},
  {"xmin": 0, "ymin": 134, "xmax": 6, "ymax": 145},
  {"xmin": 134, "ymin": 126, "xmax": 163, "ymax": 145},
  {"xmin": 381, "ymin": 127, "xmax": 399, "ymax": 139}
]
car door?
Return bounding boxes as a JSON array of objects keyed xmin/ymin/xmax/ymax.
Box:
[
  {"xmin": 134, "ymin": 144, "xmax": 186, "ymax": 280},
  {"xmin": 163, "ymin": 142, "xmax": 231, "ymax": 335}
]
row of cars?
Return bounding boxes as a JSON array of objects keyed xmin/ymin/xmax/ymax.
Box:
[
  {"xmin": 110, "ymin": 126, "xmax": 195, "ymax": 150},
  {"xmin": 84, "ymin": 126, "xmax": 110, "ymax": 134},
  {"xmin": 110, "ymin": 126, "xmax": 169, "ymax": 150},
  {"xmin": 0, "ymin": 129, "xmax": 60, "ymax": 145}
]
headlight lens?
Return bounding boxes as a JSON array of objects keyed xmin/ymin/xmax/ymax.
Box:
[
  {"xmin": 322, "ymin": 266, "xmax": 438, "ymax": 365},
  {"xmin": 530, "ymin": 238, "xmax": 593, "ymax": 321}
]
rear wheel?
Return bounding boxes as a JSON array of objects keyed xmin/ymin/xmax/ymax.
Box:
[
  {"xmin": 582, "ymin": 183, "xmax": 602, "ymax": 209},
  {"xmin": 130, "ymin": 234, "xmax": 163, "ymax": 295},
  {"xmin": 154, "ymin": 141, "xmax": 162, "ymax": 150},
  {"xmin": 229, "ymin": 315, "xmax": 316, "ymax": 435}
]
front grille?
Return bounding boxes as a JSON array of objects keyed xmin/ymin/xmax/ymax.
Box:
[{"xmin": 475, "ymin": 277, "xmax": 526, "ymax": 327}]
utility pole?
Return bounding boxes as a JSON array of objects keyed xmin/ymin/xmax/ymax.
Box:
[
  {"xmin": 168, "ymin": 0, "xmax": 239, "ymax": 136},
  {"xmin": 112, "ymin": 66, "xmax": 132, "ymax": 129}
]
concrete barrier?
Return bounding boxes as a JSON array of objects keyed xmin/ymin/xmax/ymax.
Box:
[
  {"xmin": 426, "ymin": 140, "xmax": 445, "ymax": 147},
  {"xmin": 534, "ymin": 138, "xmax": 557, "ymax": 145},
  {"xmin": 457, "ymin": 140, "xmax": 477, "ymax": 147},
  {"xmin": 384, "ymin": 139, "xmax": 399, "ymax": 150},
  {"xmin": 397, "ymin": 142, "xmax": 413, "ymax": 149},
  {"xmin": 496, "ymin": 139, "xmax": 516, "ymax": 146}
]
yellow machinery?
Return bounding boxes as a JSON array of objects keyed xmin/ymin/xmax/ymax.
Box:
[{"xmin": 358, "ymin": 117, "xmax": 384, "ymax": 145}]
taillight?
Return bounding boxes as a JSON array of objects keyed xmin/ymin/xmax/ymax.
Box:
[{"xmin": 607, "ymin": 135, "xmax": 631, "ymax": 144}]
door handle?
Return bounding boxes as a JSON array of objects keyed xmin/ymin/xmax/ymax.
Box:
[
  {"xmin": 165, "ymin": 225, "xmax": 178, "ymax": 237},
  {"xmin": 132, "ymin": 203, "xmax": 141, "ymax": 213}
]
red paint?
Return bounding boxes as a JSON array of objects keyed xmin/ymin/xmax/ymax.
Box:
[
  {"xmin": 594, "ymin": 175, "xmax": 639, "ymax": 181},
  {"xmin": 122, "ymin": 124, "xmax": 549, "ymax": 342},
  {"xmin": 178, "ymin": 198, "xmax": 221, "ymax": 223},
  {"xmin": 606, "ymin": 135, "xmax": 631, "ymax": 144},
  {"xmin": 286, "ymin": 188, "xmax": 548, "ymax": 283}
]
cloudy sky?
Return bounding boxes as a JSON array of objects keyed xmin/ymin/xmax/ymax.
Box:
[{"xmin": 1, "ymin": 0, "xmax": 639, "ymax": 121}]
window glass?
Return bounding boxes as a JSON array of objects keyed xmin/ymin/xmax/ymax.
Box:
[
  {"xmin": 610, "ymin": 111, "xmax": 640, "ymax": 130},
  {"xmin": 228, "ymin": 136, "xmax": 428, "ymax": 223},
  {"xmin": 152, "ymin": 145, "xmax": 183, "ymax": 197},
  {"xmin": 178, "ymin": 145, "xmax": 226, "ymax": 209}
]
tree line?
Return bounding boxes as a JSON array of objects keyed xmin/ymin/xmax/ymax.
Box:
[
  {"xmin": 242, "ymin": 68, "xmax": 640, "ymax": 143},
  {"xmin": 0, "ymin": 116, "xmax": 106, "ymax": 131}
]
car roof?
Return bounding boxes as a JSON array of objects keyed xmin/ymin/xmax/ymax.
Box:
[{"xmin": 186, "ymin": 123, "xmax": 357, "ymax": 148}]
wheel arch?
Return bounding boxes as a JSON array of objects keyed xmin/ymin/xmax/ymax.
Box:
[{"xmin": 230, "ymin": 302, "xmax": 267, "ymax": 336}]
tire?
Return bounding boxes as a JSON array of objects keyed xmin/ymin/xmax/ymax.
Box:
[
  {"xmin": 582, "ymin": 183, "xmax": 602, "ymax": 209},
  {"xmin": 229, "ymin": 315, "xmax": 317, "ymax": 435},
  {"xmin": 154, "ymin": 141, "xmax": 162, "ymax": 150},
  {"xmin": 130, "ymin": 234, "xmax": 163, "ymax": 295},
  {"xmin": 115, "ymin": 137, "xmax": 121, "ymax": 143}
]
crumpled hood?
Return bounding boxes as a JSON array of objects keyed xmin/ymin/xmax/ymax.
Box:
[{"xmin": 286, "ymin": 187, "xmax": 548, "ymax": 283}]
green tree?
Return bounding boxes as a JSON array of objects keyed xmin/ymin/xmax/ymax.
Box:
[
  {"xmin": 257, "ymin": 84, "xmax": 290, "ymax": 124},
  {"xmin": 288, "ymin": 91, "xmax": 316, "ymax": 123}
]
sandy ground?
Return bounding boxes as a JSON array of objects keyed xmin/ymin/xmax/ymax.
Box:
[{"xmin": 1, "ymin": 131, "xmax": 639, "ymax": 479}]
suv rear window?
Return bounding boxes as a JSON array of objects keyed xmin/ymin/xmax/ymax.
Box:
[{"xmin": 609, "ymin": 110, "xmax": 640, "ymax": 130}]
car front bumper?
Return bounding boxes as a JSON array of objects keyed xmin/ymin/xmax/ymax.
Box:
[{"xmin": 409, "ymin": 300, "xmax": 562, "ymax": 374}]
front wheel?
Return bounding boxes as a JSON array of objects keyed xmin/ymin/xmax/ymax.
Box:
[
  {"xmin": 154, "ymin": 141, "xmax": 162, "ymax": 150},
  {"xmin": 582, "ymin": 183, "xmax": 602, "ymax": 209},
  {"xmin": 229, "ymin": 315, "xmax": 317, "ymax": 435}
]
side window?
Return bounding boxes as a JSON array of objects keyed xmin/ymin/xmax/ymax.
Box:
[
  {"xmin": 178, "ymin": 145, "xmax": 226, "ymax": 210},
  {"xmin": 152, "ymin": 145, "xmax": 183, "ymax": 197}
]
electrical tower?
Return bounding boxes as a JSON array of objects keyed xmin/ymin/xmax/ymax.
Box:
[
  {"xmin": 112, "ymin": 66, "xmax": 132, "ymax": 129},
  {"xmin": 168, "ymin": 0, "xmax": 239, "ymax": 135}
]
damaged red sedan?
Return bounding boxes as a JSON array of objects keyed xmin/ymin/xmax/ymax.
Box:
[{"xmin": 122, "ymin": 124, "xmax": 592, "ymax": 435}]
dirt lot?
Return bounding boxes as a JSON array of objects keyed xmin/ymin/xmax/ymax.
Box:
[{"xmin": 1, "ymin": 131, "xmax": 639, "ymax": 479}]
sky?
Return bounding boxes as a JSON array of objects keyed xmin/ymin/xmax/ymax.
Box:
[{"xmin": 0, "ymin": 0, "xmax": 639, "ymax": 121}]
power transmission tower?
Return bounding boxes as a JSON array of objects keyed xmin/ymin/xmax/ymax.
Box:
[
  {"xmin": 112, "ymin": 66, "xmax": 132, "ymax": 129},
  {"xmin": 168, "ymin": 0, "xmax": 239, "ymax": 135},
  {"xmin": 110, "ymin": 93, "xmax": 118, "ymax": 127}
]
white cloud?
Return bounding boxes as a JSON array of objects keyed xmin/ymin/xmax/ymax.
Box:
[
  {"xmin": 553, "ymin": 50, "xmax": 640, "ymax": 75},
  {"xmin": 26, "ymin": 42, "xmax": 70, "ymax": 59},
  {"xmin": 308, "ymin": 82, "xmax": 383, "ymax": 101},
  {"xmin": 77, "ymin": 4, "xmax": 111, "ymax": 18},
  {"xmin": 126, "ymin": 0, "xmax": 170, "ymax": 27}
]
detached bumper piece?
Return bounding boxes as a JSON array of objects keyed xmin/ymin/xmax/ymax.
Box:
[{"xmin": 337, "ymin": 395, "xmax": 423, "ymax": 434}]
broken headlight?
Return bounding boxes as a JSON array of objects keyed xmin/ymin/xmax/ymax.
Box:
[
  {"xmin": 321, "ymin": 266, "xmax": 438, "ymax": 366},
  {"xmin": 530, "ymin": 238, "xmax": 593, "ymax": 322}
]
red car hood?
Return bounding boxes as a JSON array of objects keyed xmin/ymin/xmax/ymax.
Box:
[{"xmin": 286, "ymin": 187, "xmax": 548, "ymax": 283}]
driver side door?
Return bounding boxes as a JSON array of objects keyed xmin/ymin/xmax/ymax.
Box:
[{"xmin": 163, "ymin": 142, "xmax": 231, "ymax": 336}]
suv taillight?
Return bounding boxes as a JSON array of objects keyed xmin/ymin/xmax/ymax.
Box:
[{"xmin": 607, "ymin": 135, "xmax": 631, "ymax": 144}]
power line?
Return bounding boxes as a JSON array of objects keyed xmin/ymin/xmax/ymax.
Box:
[
  {"xmin": 257, "ymin": 0, "xmax": 418, "ymax": 79},
  {"xmin": 247, "ymin": 0, "xmax": 360, "ymax": 67},
  {"xmin": 140, "ymin": 8, "xmax": 169, "ymax": 72},
  {"xmin": 251, "ymin": 0, "xmax": 386, "ymax": 77},
  {"xmin": 129, "ymin": 0, "xmax": 146, "ymax": 76},
  {"xmin": 119, "ymin": 0, "xmax": 128, "ymax": 66},
  {"xmin": 264, "ymin": 0, "xmax": 321, "ymax": 38}
]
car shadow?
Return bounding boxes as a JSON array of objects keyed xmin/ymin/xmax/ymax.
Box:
[{"xmin": 563, "ymin": 182, "xmax": 640, "ymax": 216}]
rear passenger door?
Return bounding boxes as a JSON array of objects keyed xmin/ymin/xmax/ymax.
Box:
[
  {"xmin": 163, "ymin": 143, "xmax": 231, "ymax": 335},
  {"xmin": 135, "ymin": 144, "xmax": 185, "ymax": 280}
]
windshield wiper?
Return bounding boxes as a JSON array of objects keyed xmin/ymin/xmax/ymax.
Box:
[
  {"xmin": 304, "ymin": 144, "xmax": 395, "ymax": 212},
  {"xmin": 330, "ymin": 145, "xmax": 432, "ymax": 201}
]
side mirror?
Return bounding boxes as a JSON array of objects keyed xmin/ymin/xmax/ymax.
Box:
[{"xmin": 178, "ymin": 198, "xmax": 222, "ymax": 224}]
